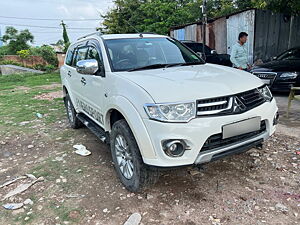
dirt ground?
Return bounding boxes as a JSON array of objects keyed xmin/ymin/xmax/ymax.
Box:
[{"xmin": 0, "ymin": 81, "xmax": 299, "ymax": 225}]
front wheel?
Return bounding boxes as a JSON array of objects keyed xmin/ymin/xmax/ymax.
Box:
[
  {"xmin": 64, "ymin": 94, "xmax": 83, "ymax": 129},
  {"xmin": 110, "ymin": 119, "xmax": 159, "ymax": 192}
]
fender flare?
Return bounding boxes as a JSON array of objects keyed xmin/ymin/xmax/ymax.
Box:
[{"xmin": 105, "ymin": 96, "xmax": 157, "ymax": 160}]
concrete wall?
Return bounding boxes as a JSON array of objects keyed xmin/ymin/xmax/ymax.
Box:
[{"xmin": 0, "ymin": 65, "xmax": 43, "ymax": 75}]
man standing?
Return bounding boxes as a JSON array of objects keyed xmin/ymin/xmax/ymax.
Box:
[{"xmin": 230, "ymin": 32, "xmax": 250, "ymax": 71}]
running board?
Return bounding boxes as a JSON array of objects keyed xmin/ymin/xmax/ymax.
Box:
[{"xmin": 76, "ymin": 113, "xmax": 108, "ymax": 143}]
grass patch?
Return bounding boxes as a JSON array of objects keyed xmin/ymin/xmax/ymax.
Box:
[
  {"xmin": 49, "ymin": 201, "xmax": 83, "ymax": 223},
  {"xmin": 30, "ymin": 158, "xmax": 68, "ymax": 181},
  {"xmin": 0, "ymin": 72, "xmax": 61, "ymax": 90},
  {"xmin": 0, "ymin": 74, "xmax": 65, "ymax": 126},
  {"xmin": 0, "ymin": 89, "xmax": 65, "ymax": 125}
]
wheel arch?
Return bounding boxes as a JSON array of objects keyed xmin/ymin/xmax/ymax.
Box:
[
  {"xmin": 62, "ymin": 85, "xmax": 68, "ymax": 98},
  {"xmin": 104, "ymin": 96, "xmax": 156, "ymax": 160}
]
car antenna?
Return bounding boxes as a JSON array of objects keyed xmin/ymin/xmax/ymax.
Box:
[{"xmin": 124, "ymin": 20, "xmax": 143, "ymax": 37}]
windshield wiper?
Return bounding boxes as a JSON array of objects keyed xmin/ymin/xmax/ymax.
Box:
[
  {"xmin": 177, "ymin": 61, "xmax": 205, "ymax": 66},
  {"xmin": 128, "ymin": 64, "xmax": 170, "ymax": 72},
  {"xmin": 127, "ymin": 61, "xmax": 204, "ymax": 72}
]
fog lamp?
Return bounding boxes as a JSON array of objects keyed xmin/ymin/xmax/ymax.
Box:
[{"xmin": 162, "ymin": 140, "xmax": 188, "ymax": 157}]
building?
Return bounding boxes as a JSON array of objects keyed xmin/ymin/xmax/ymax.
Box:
[{"xmin": 170, "ymin": 9, "xmax": 300, "ymax": 64}]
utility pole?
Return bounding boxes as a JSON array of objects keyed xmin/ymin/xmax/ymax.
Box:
[{"xmin": 202, "ymin": 0, "xmax": 207, "ymax": 61}]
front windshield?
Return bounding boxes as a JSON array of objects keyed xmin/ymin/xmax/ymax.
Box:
[{"xmin": 104, "ymin": 37, "xmax": 204, "ymax": 72}]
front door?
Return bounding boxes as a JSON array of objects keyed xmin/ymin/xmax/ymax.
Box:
[{"xmin": 74, "ymin": 42, "xmax": 106, "ymax": 128}]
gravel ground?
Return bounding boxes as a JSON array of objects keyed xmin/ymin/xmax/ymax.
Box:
[{"xmin": 0, "ymin": 89, "xmax": 299, "ymax": 225}]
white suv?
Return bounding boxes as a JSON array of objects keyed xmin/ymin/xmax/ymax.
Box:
[{"xmin": 60, "ymin": 33, "xmax": 278, "ymax": 192}]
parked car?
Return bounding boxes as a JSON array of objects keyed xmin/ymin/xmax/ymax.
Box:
[
  {"xmin": 181, "ymin": 40, "xmax": 232, "ymax": 66},
  {"xmin": 251, "ymin": 47, "xmax": 300, "ymax": 93},
  {"xmin": 61, "ymin": 33, "xmax": 278, "ymax": 192}
]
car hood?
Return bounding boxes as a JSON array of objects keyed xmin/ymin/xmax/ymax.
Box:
[
  {"xmin": 116, "ymin": 64, "xmax": 263, "ymax": 102},
  {"xmin": 253, "ymin": 59, "xmax": 300, "ymax": 72}
]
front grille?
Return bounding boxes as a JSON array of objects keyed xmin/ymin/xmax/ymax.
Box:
[
  {"xmin": 201, "ymin": 120, "xmax": 266, "ymax": 152},
  {"xmin": 196, "ymin": 87, "xmax": 266, "ymax": 116},
  {"xmin": 237, "ymin": 89, "xmax": 265, "ymax": 109},
  {"xmin": 253, "ymin": 72, "xmax": 277, "ymax": 79}
]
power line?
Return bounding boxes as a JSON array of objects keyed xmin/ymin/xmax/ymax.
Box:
[
  {"xmin": 0, "ymin": 22, "xmax": 96, "ymax": 30},
  {"xmin": 29, "ymin": 31, "xmax": 93, "ymax": 33},
  {"xmin": 0, "ymin": 15, "xmax": 100, "ymax": 21}
]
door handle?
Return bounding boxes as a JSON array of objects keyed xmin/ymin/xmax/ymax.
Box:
[
  {"xmin": 67, "ymin": 71, "xmax": 71, "ymax": 77},
  {"xmin": 81, "ymin": 77, "xmax": 86, "ymax": 85}
]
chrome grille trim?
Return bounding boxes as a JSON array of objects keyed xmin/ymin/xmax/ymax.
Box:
[
  {"xmin": 197, "ymin": 100, "xmax": 228, "ymax": 107},
  {"xmin": 197, "ymin": 97, "xmax": 233, "ymax": 116},
  {"xmin": 196, "ymin": 87, "xmax": 267, "ymax": 116}
]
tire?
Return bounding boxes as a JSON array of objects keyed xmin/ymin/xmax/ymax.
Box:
[
  {"xmin": 110, "ymin": 119, "xmax": 159, "ymax": 192},
  {"xmin": 64, "ymin": 94, "xmax": 83, "ymax": 129}
]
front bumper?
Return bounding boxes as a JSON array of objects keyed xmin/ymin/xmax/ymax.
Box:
[{"xmin": 141, "ymin": 99, "xmax": 278, "ymax": 167}]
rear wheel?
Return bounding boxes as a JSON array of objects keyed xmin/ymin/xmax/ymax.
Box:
[
  {"xmin": 110, "ymin": 119, "xmax": 159, "ymax": 192},
  {"xmin": 64, "ymin": 94, "xmax": 83, "ymax": 129}
]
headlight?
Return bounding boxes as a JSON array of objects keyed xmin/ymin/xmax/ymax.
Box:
[
  {"xmin": 258, "ymin": 85, "xmax": 273, "ymax": 102},
  {"xmin": 144, "ymin": 102, "xmax": 196, "ymax": 122},
  {"xmin": 280, "ymin": 72, "xmax": 298, "ymax": 79}
]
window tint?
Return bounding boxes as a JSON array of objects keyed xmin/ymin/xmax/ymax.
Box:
[
  {"xmin": 184, "ymin": 43, "xmax": 211, "ymax": 55},
  {"xmin": 72, "ymin": 47, "xmax": 88, "ymax": 66},
  {"xmin": 65, "ymin": 47, "xmax": 74, "ymax": 66}
]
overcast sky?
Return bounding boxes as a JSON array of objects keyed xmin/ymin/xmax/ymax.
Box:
[{"xmin": 0, "ymin": 0, "xmax": 114, "ymax": 46}]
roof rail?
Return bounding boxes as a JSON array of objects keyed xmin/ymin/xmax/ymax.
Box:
[{"xmin": 77, "ymin": 31, "xmax": 102, "ymax": 40}]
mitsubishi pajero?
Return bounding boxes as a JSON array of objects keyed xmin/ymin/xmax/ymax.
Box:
[{"xmin": 60, "ymin": 33, "xmax": 279, "ymax": 192}]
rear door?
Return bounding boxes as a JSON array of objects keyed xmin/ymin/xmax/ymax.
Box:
[{"xmin": 61, "ymin": 45, "xmax": 78, "ymax": 104}]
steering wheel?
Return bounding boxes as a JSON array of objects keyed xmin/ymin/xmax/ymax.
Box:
[{"xmin": 114, "ymin": 59, "xmax": 134, "ymax": 69}]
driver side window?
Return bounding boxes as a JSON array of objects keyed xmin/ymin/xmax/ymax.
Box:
[
  {"xmin": 72, "ymin": 47, "xmax": 88, "ymax": 67},
  {"xmin": 86, "ymin": 46, "xmax": 101, "ymax": 62}
]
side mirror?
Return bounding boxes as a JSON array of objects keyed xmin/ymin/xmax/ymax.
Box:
[
  {"xmin": 272, "ymin": 56, "xmax": 277, "ymax": 61},
  {"xmin": 211, "ymin": 50, "xmax": 217, "ymax": 54},
  {"xmin": 76, "ymin": 59, "xmax": 99, "ymax": 75}
]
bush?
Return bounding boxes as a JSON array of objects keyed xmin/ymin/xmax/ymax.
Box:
[
  {"xmin": 44, "ymin": 64, "xmax": 56, "ymax": 72},
  {"xmin": 30, "ymin": 45, "xmax": 58, "ymax": 66},
  {"xmin": 0, "ymin": 46, "xmax": 10, "ymax": 59},
  {"xmin": 32, "ymin": 64, "xmax": 46, "ymax": 71},
  {"xmin": 17, "ymin": 49, "xmax": 30, "ymax": 59},
  {"xmin": 0, "ymin": 60, "xmax": 23, "ymax": 67},
  {"xmin": 30, "ymin": 64, "xmax": 55, "ymax": 72}
]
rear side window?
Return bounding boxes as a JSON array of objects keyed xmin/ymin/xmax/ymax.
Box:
[{"xmin": 65, "ymin": 47, "xmax": 74, "ymax": 66}]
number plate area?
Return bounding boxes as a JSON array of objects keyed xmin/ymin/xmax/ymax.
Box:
[{"xmin": 222, "ymin": 117, "xmax": 261, "ymax": 139}]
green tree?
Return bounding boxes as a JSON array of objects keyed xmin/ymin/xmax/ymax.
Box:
[
  {"xmin": 1, "ymin": 27, "xmax": 34, "ymax": 54},
  {"xmin": 61, "ymin": 21, "xmax": 70, "ymax": 52},
  {"xmin": 101, "ymin": 0, "xmax": 203, "ymax": 35},
  {"xmin": 101, "ymin": 0, "xmax": 300, "ymax": 35},
  {"xmin": 30, "ymin": 45, "xmax": 58, "ymax": 66}
]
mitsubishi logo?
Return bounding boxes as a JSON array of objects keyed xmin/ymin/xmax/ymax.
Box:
[{"xmin": 232, "ymin": 97, "xmax": 246, "ymax": 113}]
